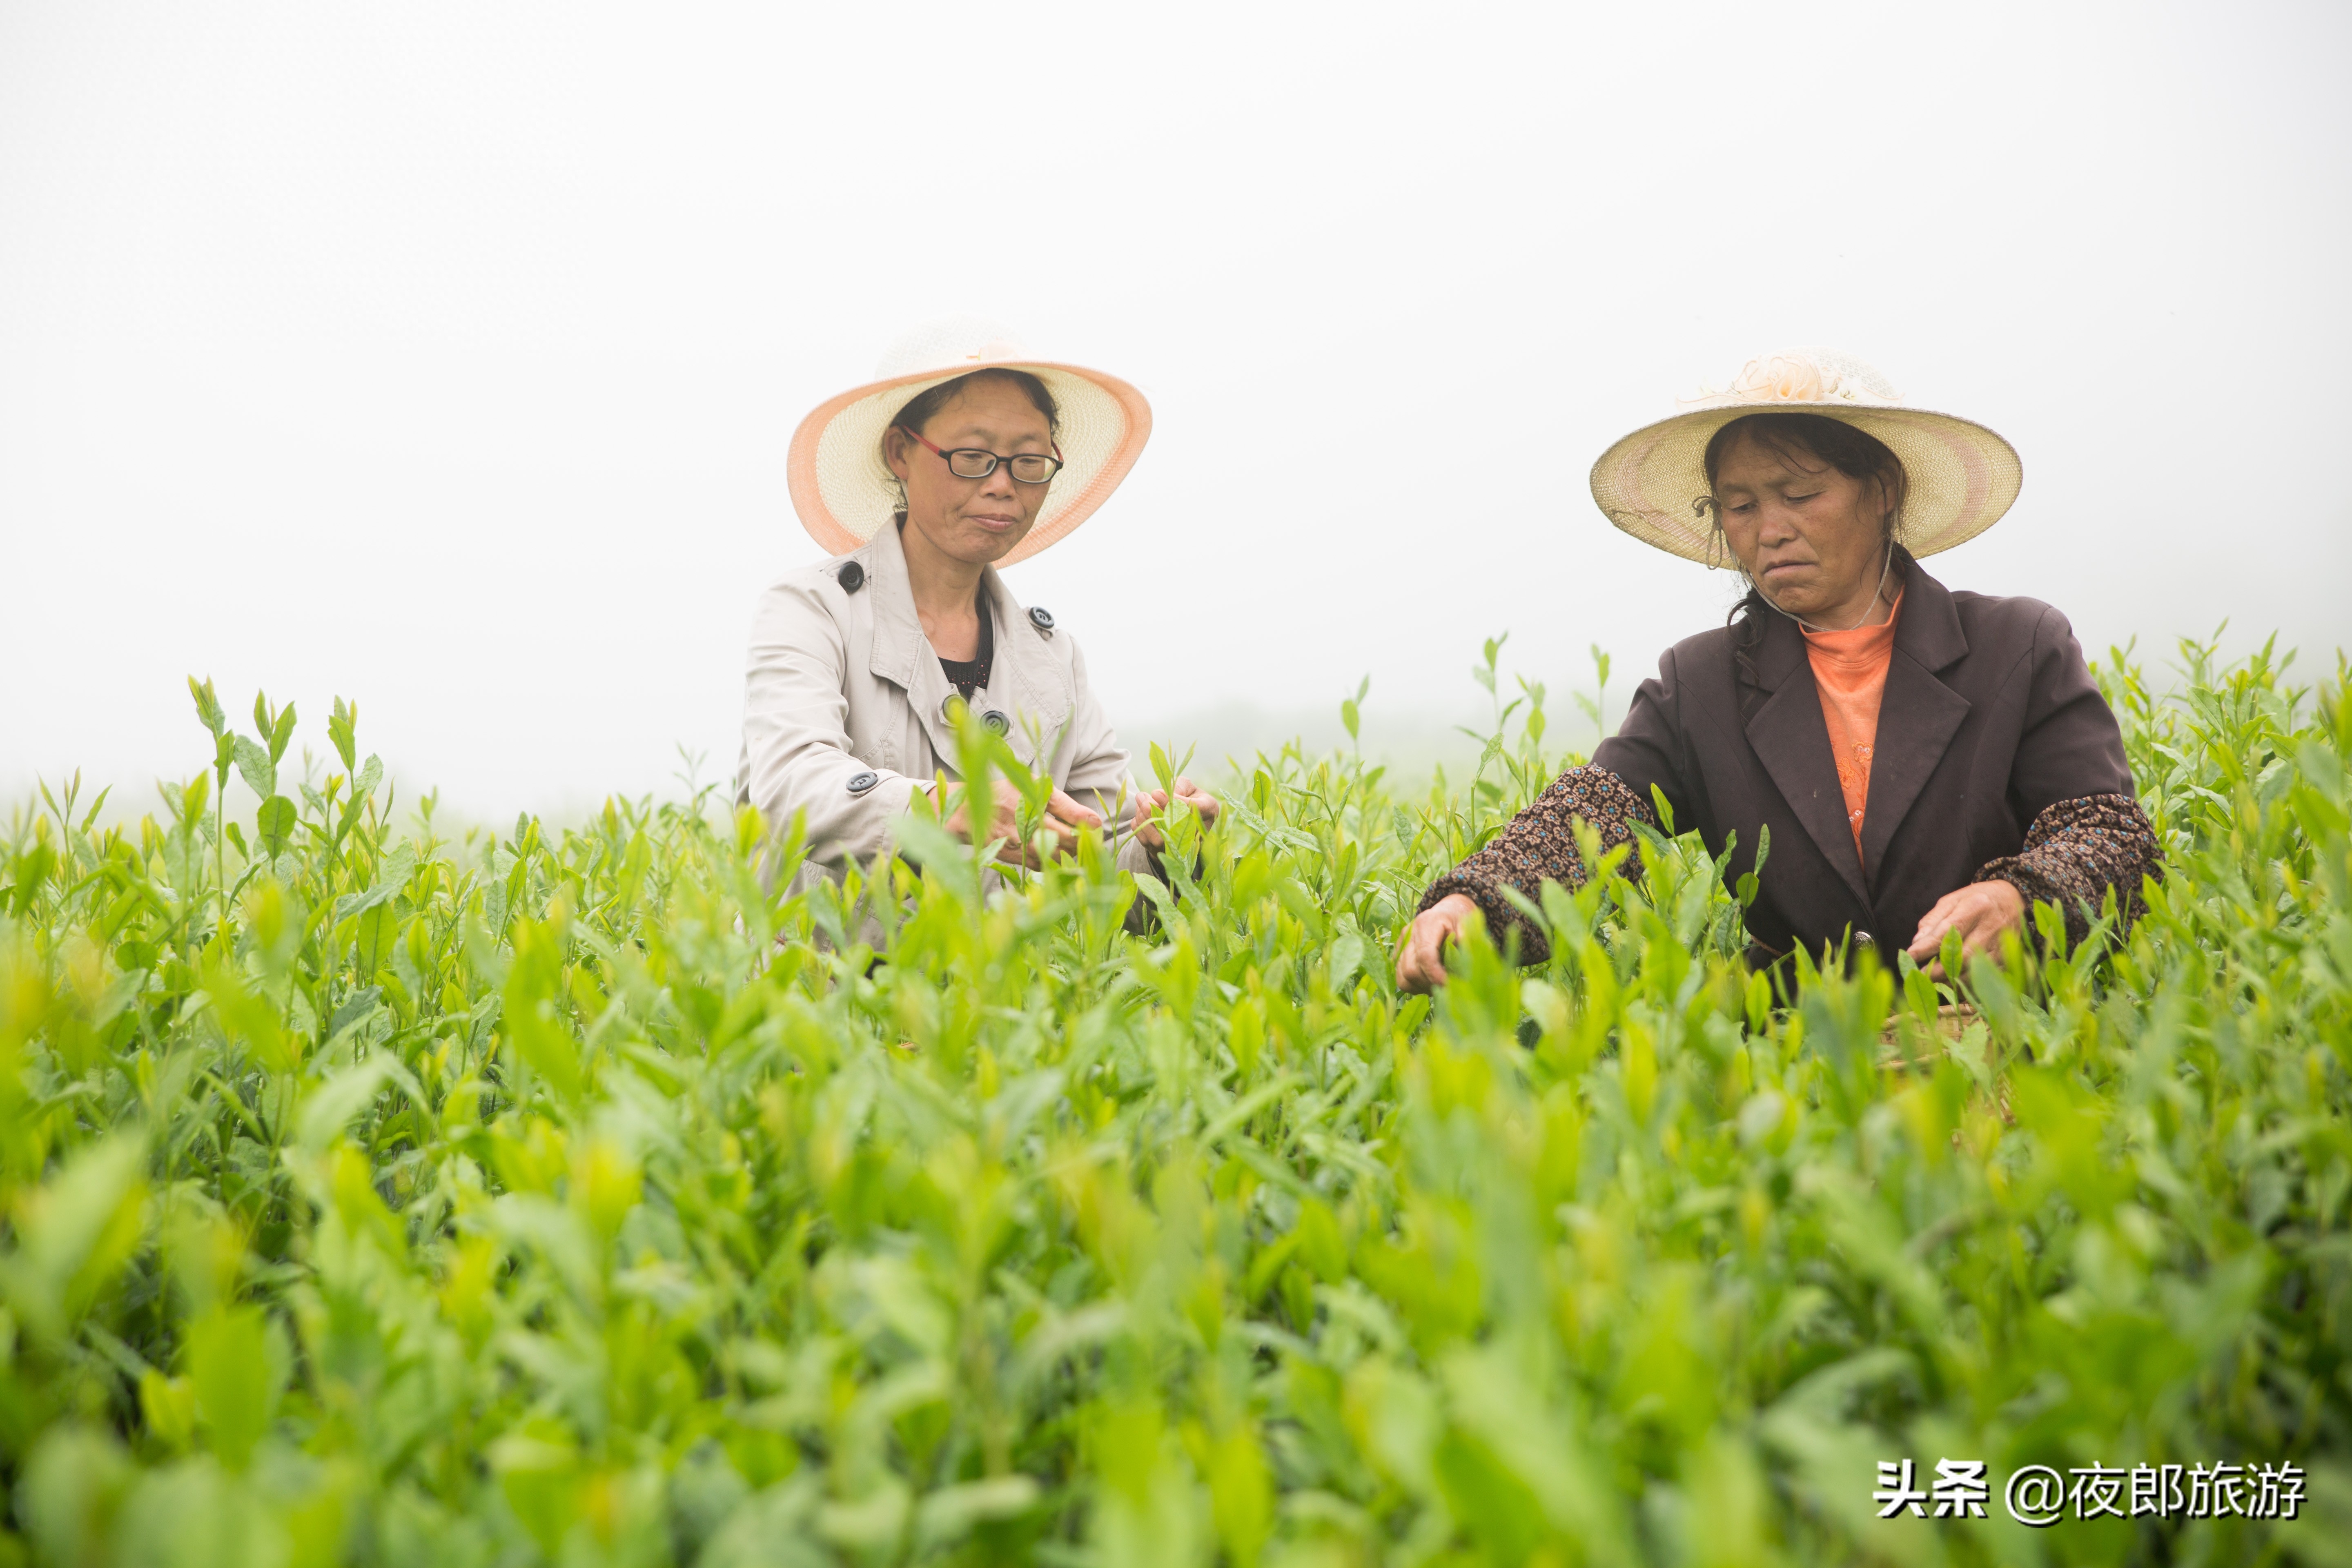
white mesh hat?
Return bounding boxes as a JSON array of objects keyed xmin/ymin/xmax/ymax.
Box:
[
  {"xmin": 1589, "ymin": 349, "xmax": 2022, "ymax": 565},
  {"xmin": 785, "ymin": 317, "xmax": 1152, "ymax": 565}
]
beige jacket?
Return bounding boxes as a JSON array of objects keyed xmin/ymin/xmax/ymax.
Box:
[{"xmin": 735, "ymin": 520, "xmax": 1158, "ymax": 893}]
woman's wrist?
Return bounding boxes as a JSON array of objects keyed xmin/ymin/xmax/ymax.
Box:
[{"xmin": 1432, "ymin": 892, "xmax": 1479, "ymax": 922}]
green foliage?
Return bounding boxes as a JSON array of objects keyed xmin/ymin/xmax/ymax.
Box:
[{"xmin": 0, "ymin": 639, "xmax": 2345, "ymax": 1566}]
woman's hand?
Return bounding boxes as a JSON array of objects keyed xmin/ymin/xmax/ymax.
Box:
[
  {"xmin": 1395, "ymin": 893, "xmax": 1478, "ymax": 993},
  {"xmin": 940, "ymin": 777, "xmax": 1102, "ymax": 866},
  {"xmin": 1131, "ymin": 777, "xmax": 1221, "ymax": 849},
  {"xmin": 1905, "ymin": 879, "xmax": 2026, "ymax": 971}
]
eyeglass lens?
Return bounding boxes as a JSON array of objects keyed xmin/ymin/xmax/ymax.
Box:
[{"xmin": 947, "ymin": 451, "xmax": 1059, "ymax": 483}]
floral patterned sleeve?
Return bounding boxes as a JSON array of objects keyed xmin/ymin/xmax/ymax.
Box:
[
  {"xmin": 1977, "ymin": 792, "xmax": 2162, "ymax": 947},
  {"xmin": 1418, "ymin": 764, "xmax": 1657, "ymax": 964}
]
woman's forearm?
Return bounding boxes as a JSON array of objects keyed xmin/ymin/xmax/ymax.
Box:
[
  {"xmin": 1417, "ymin": 764, "xmax": 1657, "ymax": 964},
  {"xmin": 1977, "ymin": 792, "xmax": 2162, "ymax": 947}
]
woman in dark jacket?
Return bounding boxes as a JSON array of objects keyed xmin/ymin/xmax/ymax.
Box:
[{"xmin": 1397, "ymin": 350, "xmax": 2159, "ymax": 988}]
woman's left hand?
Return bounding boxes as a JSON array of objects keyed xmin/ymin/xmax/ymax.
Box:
[
  {"xmin": 1131, "ymin": 777, "xmax": 1221, "ymax": 849},
  {"xmin": 1905, "ymin": 879, "xmax": 2026, "ymax": 971}
]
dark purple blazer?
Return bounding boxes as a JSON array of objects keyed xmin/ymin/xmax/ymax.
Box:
[{"xmin": 1591, "ymin": 558, "xmax": 2134, "ymax": 959}]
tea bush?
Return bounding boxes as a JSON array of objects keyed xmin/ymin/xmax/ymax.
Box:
[{"xmin": 0, "ymin": 638, "xmax": 2347, "ymax": 1567}]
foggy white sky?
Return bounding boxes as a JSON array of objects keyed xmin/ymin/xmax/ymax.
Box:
[{"xmin": 4, "ymin": 1, "xmax": 2348, "ymax": 816}]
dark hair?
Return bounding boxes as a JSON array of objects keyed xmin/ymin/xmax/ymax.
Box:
[
  {"xmin": 1704, "ymin": 412, "xmax": 1911, "ymax": 715},
  {"xmin": 890, "ymin": 368, "xmax": 1060, "ymax": 446},
  {"xmin": 884, "ymin": 369, "xmax": 1061, "ymax": 520},
  {"xmin": 1702, "ymin": 412, "xmax": 1908, "ymax": 535}
]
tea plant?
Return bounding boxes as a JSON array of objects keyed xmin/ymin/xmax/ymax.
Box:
[{"xmin": 0, "ymin": 641, "xmax": 2345, "ymax": 1566}]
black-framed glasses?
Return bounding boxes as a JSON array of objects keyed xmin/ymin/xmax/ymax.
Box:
[{"xmin": 910, "ymin": 430, "xmax": 1065, "ymax": 484}]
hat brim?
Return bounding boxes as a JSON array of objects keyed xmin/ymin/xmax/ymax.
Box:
[
  {"xmin": 1589, "ymin": 405, "xmax": 2022, "ymax": 565},
  {"xmin": 786, "ymin": 361, "xmax": 1152, "ymax": 566}
]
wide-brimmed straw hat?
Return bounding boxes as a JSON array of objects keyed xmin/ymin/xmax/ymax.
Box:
[
  {"xmin": 786, "ymin": 317, "xmax": 1152, "ymax": 566},
  {"xmin": 1589, "ymin": 349, "xmax": 2022, "ymax": 565}
]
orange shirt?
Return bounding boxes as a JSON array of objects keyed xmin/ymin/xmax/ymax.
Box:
[{"xmin": 1801, "ymin": 590, "xmax": 1904, "ymax": 867}]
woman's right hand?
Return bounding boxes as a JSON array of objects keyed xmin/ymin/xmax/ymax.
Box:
[
  {"xmin": 939, "ymin": 777, "xmax": 1102, "ymax": 866},
  {"xmin": 1395, "ymin": 893, "xmax": 1479, "ymax": 993}
]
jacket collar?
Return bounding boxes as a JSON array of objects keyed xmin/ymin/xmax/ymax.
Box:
[
  {"xmin": 1858, "ymin": 557, "xmax": 1970, "ymax": 886},
  {"xmin": 856, "ymin": 521, "xmax": 1074, "ymax": 771},
  {"xmin": 858, "ymin": 519, "xmax": 927, "ymax": 690},
  {"xmin": 1743, "ymin": 550, "xmax": 1967, "ymax": 694},
  {"xmin": 1741, "ymin": 554, "xmax": 1973, "ymax": 911},
  {"xmin": 1887, "ymin": 552, "xmax": 1967, "ymax": 674}
]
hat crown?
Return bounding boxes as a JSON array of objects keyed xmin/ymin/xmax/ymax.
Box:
[
  {"xmin": 1683, "ymin": 348, "xmax": 1903, "ymax": 411},
  {"xmin": 873, "ymin": 315, "xmax": 1031, "ymax": 380}
]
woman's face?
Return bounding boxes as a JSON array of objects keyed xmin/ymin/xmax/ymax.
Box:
[
  {"xmin": 1712, "ymin": 431, "xmax": 1891, "ymax": 622},
  {"xmin": 883, "ymin": 375, "xmax": 1055, "ymax": 567}
]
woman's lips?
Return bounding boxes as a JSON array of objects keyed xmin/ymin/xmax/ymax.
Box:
[{"xmin": 969, "ymin": 514, "xmax": 1020, "ymax": 532}]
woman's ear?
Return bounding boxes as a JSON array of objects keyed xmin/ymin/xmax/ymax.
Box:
[{"xmin": 882, "ymin": 426, "xmax": 913, "ymax": 484}]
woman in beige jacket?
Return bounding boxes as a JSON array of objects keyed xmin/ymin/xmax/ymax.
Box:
[{"xmin": 739, "ymin": 320, "xmax": 1216, "ymax": 895}]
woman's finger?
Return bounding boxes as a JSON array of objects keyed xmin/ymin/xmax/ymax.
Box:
[
  {"xmin": 1047, "ymin": 789, "xmax": 1102, "ymax": 830},
  {"xmin": 1392, "ymin": 918, "xmax": 1422, "ymax": 989},
  {"xmin": 1407, "ymin": 935, "xmax": 1446, "ymax": 991},
  {"xmin": 1959, "ymin": 900, "xmax": 2010, "ymax": 961},
  {"xmin": 984, "ymin": 788, "xmax": 1033, "ymax": 863},
  {"xmin": 1395, "ymin": 926, "xmax": 1430, "ymax": 991},
  {"xmin": 1395, "ymin": 911, "xmax": 1450, "ymax": 993},
  {"xmin": 1905, "ymin": 891, "xmax": 1964, "ymax": 960}
]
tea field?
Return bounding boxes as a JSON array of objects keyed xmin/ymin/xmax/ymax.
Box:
[{"xmin": 0, "ymin": 639, "xmax": 2347, "ymax": 1567}]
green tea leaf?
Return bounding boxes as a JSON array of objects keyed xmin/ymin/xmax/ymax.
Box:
[
  {"xmin": 256, "ymin": 795, "xmax": 297, "ymax": 858},
  {"xmin": 0, "ymin": 1136, "xmax": 148, "ymax": 1343},
  {"xmin": 225, "ymin": 741, "xmax": 270, "ymax": 807},
  {"xmin": 186, "ymin": 1304, "xmax": 283, "ymax": 1470},
  {"xmin": 187, "ymin": 676, "xmax": 226, "ymax": 737},
  {"xmin": 328, "ymin": 697, "xmax": 358, "ymax": 771}
]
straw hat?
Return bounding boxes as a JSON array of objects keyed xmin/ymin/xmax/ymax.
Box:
[
  {"xmin": 1589, "ymin": 349, "xmax": 2022, "ymax": 565},
  {"xmin": 785, "ymin": 317, "xmax": 1152, "ymax": 566}
]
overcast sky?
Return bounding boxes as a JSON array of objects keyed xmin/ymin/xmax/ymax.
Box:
[{"xmin": 4, "ymin": 0, "xmax": 2348, "ymax": 816}]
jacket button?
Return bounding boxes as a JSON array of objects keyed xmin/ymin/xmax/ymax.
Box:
[
  {"xmin": 1028, "ymin": 606, "xmax": 1055, "ymax": 632},
  {"xmin": 1855, "ymin": 930, "xmax": 1875, "ymax": 947},
  {"xmin": 940, "ymin": 694, "xmax": 967, "ymax": 724},
  {"xmin": 837, "ymin": 561, "xmax": 866, "ymax": 594},
  {"xmin": 982, "ymin": 710, "xmax": 1010, "ymax": 734},
  {"xmin": 846, "ymin": 770, "xmax": 879, "ymax": 795}
]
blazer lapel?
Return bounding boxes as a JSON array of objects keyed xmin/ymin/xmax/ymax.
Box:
[
  {"xmin": 1744, "ymin": 613, "xmax": 1871, "ymax": 908},
  {"xmin": 862, "ymin": 525, "xmax": 964, "ymax": 772},
  {"xmin": 976, "ymin": 569, "xmax": 1074, "ymax": 773},
  {"xmin": 1858, "ymin": 564, "xmax": 1971, "ymax": 885},
  {"xmin": 864, "ymin": 523, "xmax": 923, "ymax": 690}
]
